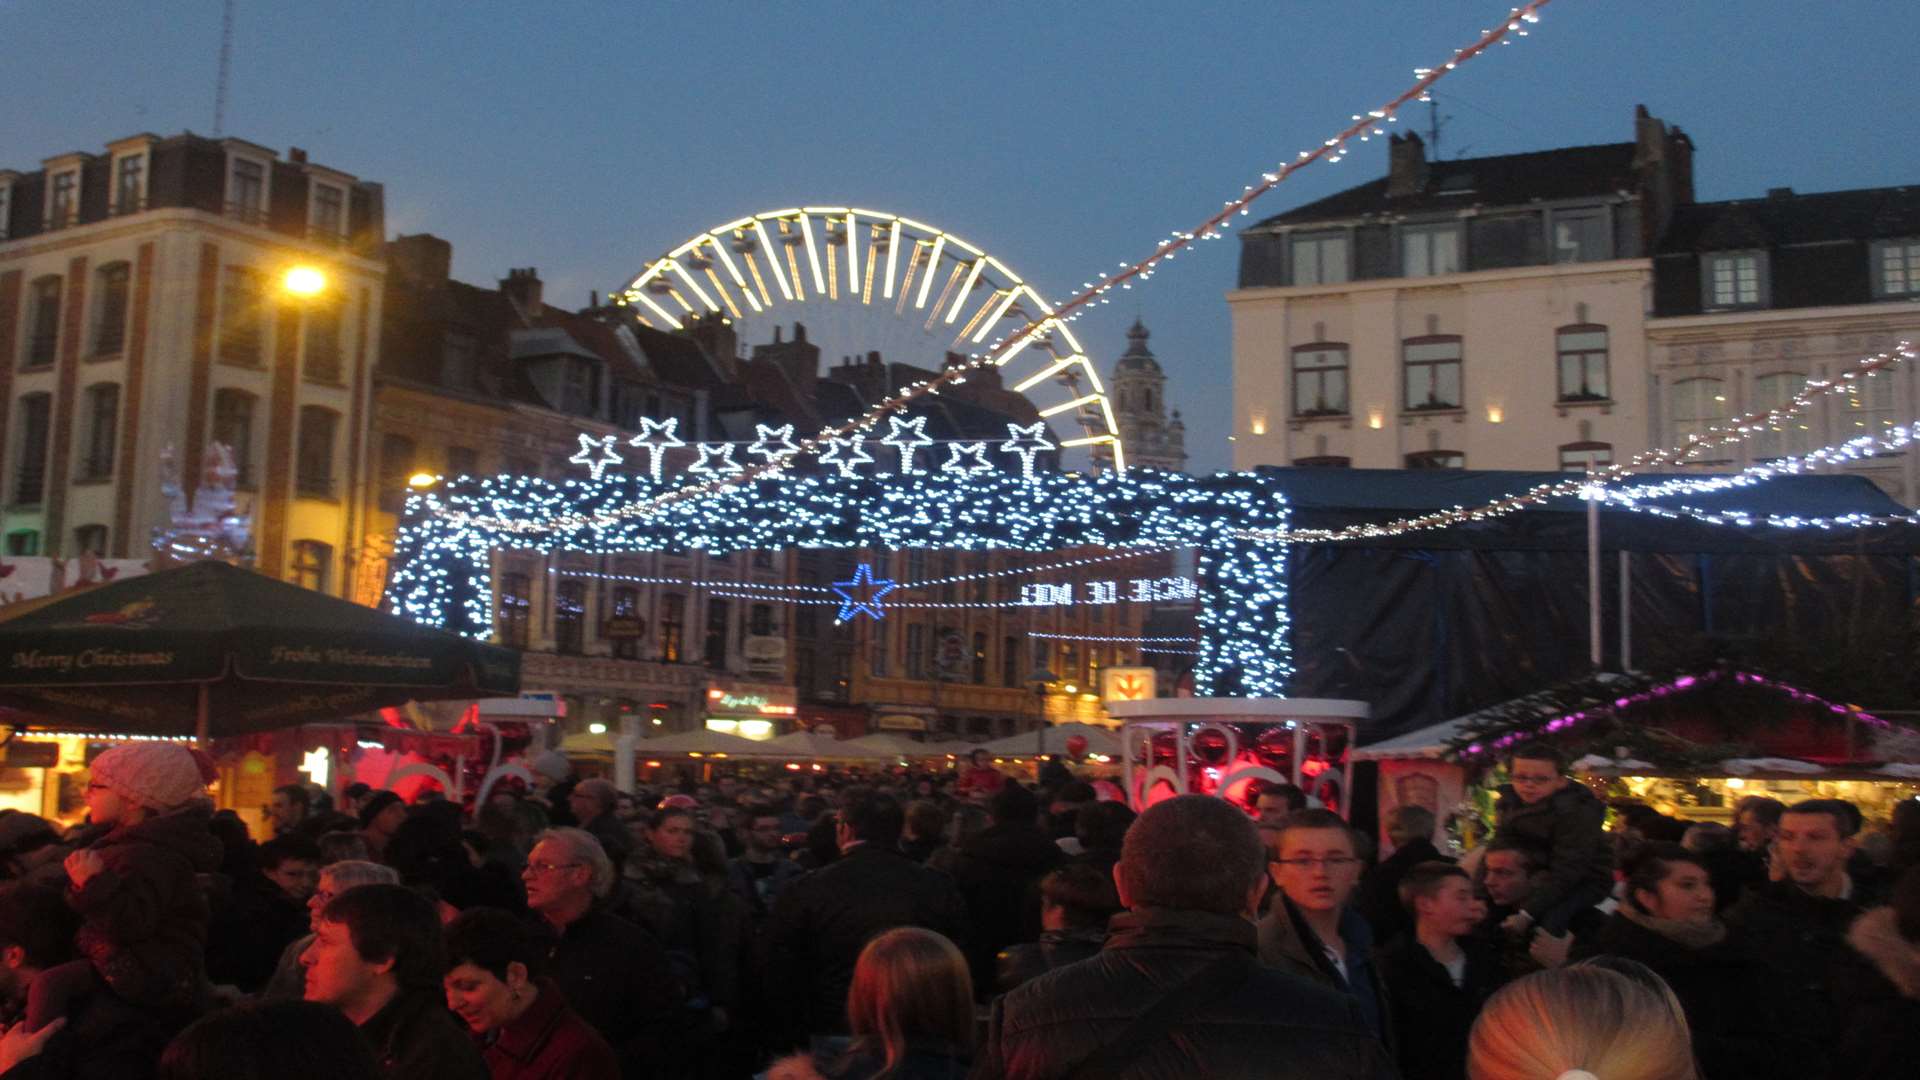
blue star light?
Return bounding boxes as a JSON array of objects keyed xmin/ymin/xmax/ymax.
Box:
[
  {"xmin": 568, "ymin": 433, "xmax": 624, "ymax": 480},
  {"xmin": 831, "ymin": 563, "xmax": 897, "ymax": 622}
]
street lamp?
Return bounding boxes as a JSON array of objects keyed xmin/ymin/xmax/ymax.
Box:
[
  {"xmin": 407, "ymin": 472, "xmax": 440, "ymax": 491},
  {"xmin": 281, "ymin": 265, "xmax": 327, "ymax": 298},
  {"xmin": 1029, "ymin": 665, "xmax": 1057, "ymax": 760}
]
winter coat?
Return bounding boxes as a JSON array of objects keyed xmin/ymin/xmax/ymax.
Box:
[
  {"xmin": 726, "ymin": 854, "xmax": 805, "ymax": 921},
  {"xmin": 541, "ymin": 907, "xmax": 681, "ymax": 1078},
  {"xmin": 1725, "ymin": 879, "xmax": 1868, "ymax": 1049},
  {"xmin": 70, "ymin": 803, "xmax": 222, "ymax": 1010},
  {"xmin": 476, "ymin": 979, "xmax": 619, "ymax": 1080},
  {"xmin": 202, "ymin": 870, "xmax": 308, "ymax": 992},
  {"xmin": 761, "ymin": 843, "xmax": 969, "ymax": 1045},
  {"xmin": 358, "ymin": 987, "xmax": 488, "ymax": 1080},
  {"xmin": 947, "ymin": 822, "xmax": 1063, "ymax": 991},
  {"xmin": 1827, "ymin": 906, "xmax": 1920, "ymax": 1080},
  {"xmin": 581, "ymin": 812, "xmax": 633, "ymax": 871},
  {"xmin": 974, "ymin": 906, "xmax": 1397, "ymax": 1080},
  {"xmin": 1375, "ymin": 935, "xmax": 1502, "ymax": 1080},
  {"xmin": 0, "ymin": 970, "xmax": 174, "ymax": 1080},
  {"xmin": 1573, "ymin": 907, "xmax": 1804, "ymax": 1080},
  {"xmin": 620, "ymin": 849, "xmax": 741, "ymax": 1008},
  {"xmin": 1491, "ymin": 781, "xmax": 1612, "ymax": 922},
  {"xmin": 1355, "ymin": 838, "xmax": 1446, "ymax": 946},
  {"xmin": 995, "ymin": 926, "xmax": 1107, "ymax": 993},
  {"xmin": 1257, "ymin": 896, "xmax": 1394, "ymax": 1052}
]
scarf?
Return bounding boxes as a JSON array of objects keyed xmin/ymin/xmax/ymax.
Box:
[{"xmin": 1620, "ymin": 903, "xmax": 1727, "ymax": 949}]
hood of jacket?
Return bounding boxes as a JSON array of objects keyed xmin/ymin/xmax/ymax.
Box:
[
  {"xmin": 94, "ymin": 801, "xmax": 222, "ymax": 872},
  {"xmin": 1849, "ymin": 906, "xmax": 1920, "ymax": 999}
]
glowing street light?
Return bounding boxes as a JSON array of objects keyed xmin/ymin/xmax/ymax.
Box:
[
  {"xmin": 282, "ymin": 265, "xmax": 327, "ymax": 297},
  {"xmin": 407, "ymin": 472, "xmax": 439, "ymax": 490}
]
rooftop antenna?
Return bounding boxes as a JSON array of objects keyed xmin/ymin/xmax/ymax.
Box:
[
  {"xmin": 212, "ymin": 0, "xmax": 235, "ymax": 136},
  {"xmin": 1426, "ymin": 93, "xmax": 1452, "ymax": 161}
]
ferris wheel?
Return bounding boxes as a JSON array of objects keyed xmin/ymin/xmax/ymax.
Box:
[{"xmin": 614, "ymin": 206, "xmax": 1126, "ymax": 471}]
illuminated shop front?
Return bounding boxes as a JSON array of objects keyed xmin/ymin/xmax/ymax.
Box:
[{"xmin": 702, "ymin": 683, "xmax": 797, "ymax": 742}]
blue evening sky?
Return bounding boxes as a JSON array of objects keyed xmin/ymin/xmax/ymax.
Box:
[{"xmin": 5, "ymin": 1, "xmax": 1914, "ymax": 472}]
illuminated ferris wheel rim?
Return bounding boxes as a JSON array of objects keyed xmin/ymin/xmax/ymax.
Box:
[{"xmin": 614, "ymin": 206, "xmax": 1125, "ymax": 471}]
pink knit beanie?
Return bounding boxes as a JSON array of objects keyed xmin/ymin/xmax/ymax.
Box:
[{"xmin": 89, "ymin": 744, "xmax": 216, "ymax": 811}]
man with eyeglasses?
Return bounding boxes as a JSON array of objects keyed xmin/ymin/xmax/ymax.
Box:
[
  {"xmin": 523, "ymin": 827, "xmax": 678, "ymax": 1078},
  {"xmin": 1257, "ymin": 808, "xmax": 1393, "ymax": 1049}
]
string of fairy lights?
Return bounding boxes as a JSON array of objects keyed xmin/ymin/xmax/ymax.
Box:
[{"xmin": 425, "ymin": 1, "xmax": 1555, "ymax": 540}]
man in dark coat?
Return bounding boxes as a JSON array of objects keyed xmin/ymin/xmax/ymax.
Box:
[
  {"xmin": 1727, "ymin": 798, "xmax": 1879, "ymax": 1057},
  {"xmin": 568, "ymin": 779, "xmax": 633, "ymax": 872},
  {"xmin": 975, "ymin": 795, "xmax": 1394, "ymax": 1080},
  {"xmin": 522, "ymin": 828, "xmax": 679, "ymax": 1079},
  {"xmin": 1830, "ymin": 866, "xmax": 1920, "ymax": 1080},
  {"xmin": 1258, "ymin": 810, "xmax": 1392, "ymax": 1049},
  {"xmin": 1375, "ymin": 863, "xmax": 1503, "ymax": 1080},
  {"xmin": 301, "ymin": 884, "xmax": 485, "ymax": 1080},
  {"xmin": 948, "ymin": 783, "xmax": 1063, "ymax": 991},
  {"xmin": 1491, "ymin": 742, "xmax": 1613, "ymax": 935},
  {"xmin": 0, "ymin": 882, "xmax": 171, "ymax": 1080},
  {"xmin": 761, "ymin": 790, "xmax": 969, "ymax": 1048},
  {"xmin": 1356, "ymin": 804, "xmax": 1447, "ymax": 945}
]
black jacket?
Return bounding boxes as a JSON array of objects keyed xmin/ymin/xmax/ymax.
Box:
[
  {"xmin": 995, "ymin": 927, "xmax": 1107, "ymax": 994},
  {"xmin": 762, "ymin": 843, "xmax": 969, "ymax": 1045},
  {"xmin": 948, "ymin": 823, "xmax": 1063, "ymax": 990},
  {"xmin": 1374, "ymin": 935, "xmax": 1500, "ymax": 1080},
  {"xmin": 1829, "ymin": 906, "xmax": 1920, "ymax": 1080},
  {"xmin": 1257, "ymin": 897, "xmax": 1393, "ymax": 1051},
  {"xmin": 542, "ymin": 907, "xmax": 681, "ymax": 1078},
  {"xmin": 1355, "ymin": 839, "xmax": 1446, "ymax": 946},
  {"xmin": 1725, "ymin": 879, "xmax": 1869, "ymax": 1049},
  {"xmin": 358, "ymin": 988, "xmax": 488, "ymax": 1080},
  {"xmin": 1573, "ymin": 909, "xmax": 1802, "ymax": 1080},
  {"xmin": 974, "ymin": 907, "xmax": 1396, "ymax": 1080},
  {"xmin": 0, "ymin": 975, "xmax": 173, "ymax": 1080},
  {"xmin": 1491, "ymin": 782, "xmax": 1612, "ymax": 921}
]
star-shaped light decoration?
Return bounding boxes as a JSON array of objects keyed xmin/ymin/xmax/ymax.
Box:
[
  {"xmin": 941, "ymin": 441, "xmax": 994, "ymax": 476},
  {"xmin": 626, "ymin": 417, "xmax": 686, "ymax": 483},
  {"xmin": 687, "ymin": 442, "xmax": 744, "ymax": 476},
  {"xmin": 831, "ymin": 562, "xmax": 897, "ymax": 623},
  {"xmin": 818, "ymin": 435, "xmax": 875, "ymax": 478},
  {"xmin": 569, "ymin": 432, "xmax": 625, "ymax": 481},
  {"xmin": 998, "ymin": 421, "xmax": 1056, "ymax": 480},
  {"xmin": 746, "ymin": 423, "xmax": 801, "ymax": 475},
  {"xmin": 880, "ymin": 415, "xmax": 934, "ymax": 474}
]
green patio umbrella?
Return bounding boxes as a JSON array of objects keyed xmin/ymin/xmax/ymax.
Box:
[{"xmin": 0, "ymin": 561, "xmax": 519, "ymax": 743}]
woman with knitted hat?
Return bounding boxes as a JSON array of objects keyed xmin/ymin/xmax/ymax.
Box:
[{"xmin": 24, "ymin": 743, "xmax": 223, "ymax": 1032}]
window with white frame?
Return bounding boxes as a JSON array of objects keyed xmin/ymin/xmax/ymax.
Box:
[
  {"xmin": 1669, "ymin": 377, "xmax": 1730, "ymax": 457},
  {"xmin": 1558, "ymin": 442, "xmax": 1613, "ymax": 473},
  {"xmin": 47, "ymin": 170, "xmax": 79, "ymax": 229},
  {"xmin": 113, "ymin": 154, "xmax": 145, "ymax": 215},
  {"xmin": 1402, "ymin": 336, "xmax": 1463, "ymax": 411},
  {"xmin": 1551, "ymin": 208, "xmax": 1610, "ymax": 263},
  {"xmin": 1749, "ymin": 372, "xmax": 1812, "ymax": 460},
  {"xmin": 1556, "ymin": 325, "xmax": 1610, "ymax": 401},
  {"xmin": 1874, "ymin": 239, "xmax": 1920, "ymax": 299},
  {"xmin": 227, "ymin": 157, "xmax": 267, "ymax": 222},
  {"xmin": 311, "ymin": 183, "xmax": 345, "ymax": 241},
  {"xmin": 92, "ymin": 262, "xmax": 131, "ymax": 357},
  {"xmin": 23, "ymin": 276, "xmax": 61, "ymax": 369},
  {"xmin": 1291, "ymin": 344, "xmax": 1350, "ymax": 416},
  {"xmin": 1401, "ymin": 223, "xmax": 1462, "ymax": 277},
  {"xmin": 1290, "ymin": 231, "xmax": 1349, "ymax": 286},
  {"xmin": 1703, "ymin": 252, "xmax": 1765, "ymax": 309}
]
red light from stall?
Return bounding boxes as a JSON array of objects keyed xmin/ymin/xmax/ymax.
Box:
[{"xmin": 1301, "ymin": 758, "xmax": 1329, "ymax": 778}]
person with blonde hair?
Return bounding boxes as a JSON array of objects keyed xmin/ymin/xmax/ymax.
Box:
[
  {"xmin": 1467, "ymin": 965, "xmax": 1696, "ymax": 1080},
  {"xmin": 769, "ymin": 927, "xmax": 973, "ymax": 1080}
]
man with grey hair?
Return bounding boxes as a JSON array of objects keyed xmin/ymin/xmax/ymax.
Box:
[
  {"xmin": 1358, "ymin": 803, "xmax": 1448, "ymax": 945},
  {"xmin": 261, "ymin": 859, "xmax": 400, "ymax": 1000},
  {"xmin": 524, "ymin": 827, "xmax": 677, "ymax": 1076},
  {"xmin": 976, "ymin": 795, "xmax": 1393, "ymax": 1079}
]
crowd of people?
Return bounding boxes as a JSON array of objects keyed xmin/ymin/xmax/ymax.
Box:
[{"xmin": 0, "ymin": 738, "xmax": 1917, "ymax": 1079}]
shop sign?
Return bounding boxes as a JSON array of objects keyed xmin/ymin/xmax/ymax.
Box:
[
  {"xmin": 706, "ymin": 688, "xmax": 797, "ymax": 717},
  {"xmin": 876, "ymin": 713, "xmax": 928, "ymax": 732},
  {"xmin": 603, "ymin": 617, "xmax": 647, "ymax": 639},
  {"xmin": 1102, "ymin": 667, "xmax": 1157, "ymax": 702}
]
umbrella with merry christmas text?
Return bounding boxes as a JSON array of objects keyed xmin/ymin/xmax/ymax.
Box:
[{"xmin": 0, "ymin": 560, "xmax": 517, "ymax": 743}]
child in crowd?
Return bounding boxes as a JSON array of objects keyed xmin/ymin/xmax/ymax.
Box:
[{"xmin": 26, "ymin": 744, "xmax": 222, "ymax": 1031}]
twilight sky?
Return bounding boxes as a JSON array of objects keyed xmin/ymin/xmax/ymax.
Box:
[{"xmin": 6, "ymin": 1, "xmax": 1916, "ymax": 473}]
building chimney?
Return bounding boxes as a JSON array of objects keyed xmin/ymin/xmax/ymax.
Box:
[
  {"xmin": 1387, "ymin": 132, "xmax": 1428, "ymax": 199},
  {"xmin": 385, "ymin": 234, "xmax": 453, "ymax": 288},
  {"xmin": 688, "ymin": 313, "xmax": 740, "ymax": 378},
  {"xmin": 1767, "ymin": 186, "xmax": 1795, "ymax": 201},
  {"xmin": 1632, "ymin": 106, "xmax": 1696, "ymax": 255},
  {"xmin": 499, "ymin": 268, "xmax": 543, "ymax": 316},
  {"xmin": 794, "ymin": 322, "xmax": 808, "ymax": 344},
  {"xmin": 288, "ymin": 147, "xmax": 308, "ymax": 164}
]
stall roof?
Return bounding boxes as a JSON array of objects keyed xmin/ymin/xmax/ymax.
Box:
[{"xmin": 1263, "ymin": 467, "xmax": 1920, "ymax": 555}]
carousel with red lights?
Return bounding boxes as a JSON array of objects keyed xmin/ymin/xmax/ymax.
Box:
[{"xmin": 1106, "ymin": 699, "xmax": 1367, "ymax": 817}]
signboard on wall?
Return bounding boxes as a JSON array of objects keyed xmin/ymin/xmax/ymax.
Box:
[{"xmin": 1102, "ymin": 667, "xmax": 1157, "ymax": 703}]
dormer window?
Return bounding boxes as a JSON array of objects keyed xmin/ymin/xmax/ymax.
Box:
[
  {"xmin": 560, "ymin": 357, "xmax": 599, "ymax": 415},
  {"xmin": 47, "ymin": 170, "xmax": 79, "ymax": 229},
  {"xmin": 1702, "ymin": 251, "xmax": 1767, "ymax": 310},
  {"xmin": 310, "ymin": 182, "xmax": 345, "ymax": 242},
  {"xmin": 1873, "ymin": 239, "xmax": 1920, "ymax": 300},
  {"xmin": 112, "ymin": 153, "xmax": 146, "ymax": 215},
  {"xmin": 1290, "ymin": 231, "xmax": 1349, "ymax": 286},
  {"xmin": 1401, "ymin": 222, "xmax": 1461, "ymax": 277},
  {"xmin": 227, "ymin": 157, "xmax": 267, "ymax": 223},
  {"xmin": 1551, "ymin": 207, "xmax": 1611, "ymax": 263}
]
